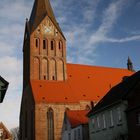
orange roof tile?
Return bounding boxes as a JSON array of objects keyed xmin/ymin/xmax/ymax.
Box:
[
  {"xmin": 66, "ymin": 110, "xmax": 89, "ymax": 128},
  {"xmin": 31, "ymin": 63, "xmax": 134, "ymax": 103}
]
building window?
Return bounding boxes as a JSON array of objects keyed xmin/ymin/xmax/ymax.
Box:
[
  {"xmin": 52, "ymin": 76, "xmax": 55, "ymax": 80},
  {"xmin": 43, "ymin": 40, "xmax": 46, "ymax": 49},
  {"xmin": 59, "ymin": 41, "xmax": 62, "ymax": 50},
  {"xmin": 78, "ymin": 129, "xmax": 81, "ymax": 140},
  {"xmin": 74, "ymin": 130, "xmax": 76, "ymax": 140},
  {"xmin": 117, "ymin": 107, "xmax": 122, "ymax": 124},
  {"xmin": 59, "ymin": 42, "xmax": 61, "ymax": 49},
  {"xmin": 35, "ymin": 39, "xmax": 39, "ymax": 48},
  {"xmin": 44, "ymin": 75, "xmax": 46, "ymax": 80},
  {"xmin": 110, "ymin": 110, "xmax": 114, "ymax": 127},
  {"xmin": 68, "ymin": 133, "xmax": 71, "ymax": 140},
  {"xmin": 97, "ymin": 117, "xmax": 100, "ymax": 129},
  {"xmin": 102, "ymin": 114, "xmax": 106, "ymax": 129},
  {"xmin": 92, "ymin": 118, "xmax": 95, "ymax": 128},
  {"xmin": 51, "ymin": 41, "xmax": 54, "ymax": 50},
  {"xmin": 47, "ymin": 108, "xmax": 54, "ymax": 140},
  {"xmin": 136, "ymin": 112, "xmax": 140, "ymax": 125}
]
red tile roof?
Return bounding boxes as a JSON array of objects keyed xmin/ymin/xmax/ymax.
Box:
[
  {"xmin": 88, "ymin": 71, "xmax": 140, "ymax": 116},
  {"xmin": 66, "ymin": 110, "xmax": 89, "ymax": 128},
  {"xmin": 31, "ymin": 63, "xmax": 134, "ymax": 103}
]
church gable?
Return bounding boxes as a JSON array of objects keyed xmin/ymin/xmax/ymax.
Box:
[
  {"xmin": 29, "ymin": 0, "xmax": 65, "ymax": 39},
  {"xmin": 31, "ymin": 16, "xmax": 65, "ymax": 40},
  {"xmin": 29, "ymin": 15, "xmax": 67, "ymax": 81}
]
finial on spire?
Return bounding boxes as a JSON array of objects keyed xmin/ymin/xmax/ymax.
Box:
[{"xmin": 127, "ymin": 56, "xmax": 134, "ymax": 71}]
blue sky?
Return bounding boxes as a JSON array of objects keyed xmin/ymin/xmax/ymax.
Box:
[{"xmin": 0, "ymin": 0, "xmax": 140, "ymax": 129}]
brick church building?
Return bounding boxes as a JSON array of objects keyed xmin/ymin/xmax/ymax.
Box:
[{"xmin": 20, "ymin": 0, "xmax": 134, "ymax": 140}]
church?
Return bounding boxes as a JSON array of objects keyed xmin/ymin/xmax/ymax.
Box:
[{"xmin": 20, "ymin": 0, "xmax": 134, "ymax": 140}]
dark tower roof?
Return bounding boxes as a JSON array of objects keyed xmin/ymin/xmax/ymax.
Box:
[
  {"xmin": 127, "ymin": 56, "xmax": 134, "ymax": 71},
  {"xmin": 29, "ymin": 0, "xmax": 65, "ymax": 39},
  {"xmin": 127, "ymin": 56, "xmax": 132, "ymax": 64}
]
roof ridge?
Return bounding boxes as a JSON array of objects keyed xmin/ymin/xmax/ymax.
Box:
[{"xmin": 67, "ymin": 63, "xmax": 132, "ymax": 71}]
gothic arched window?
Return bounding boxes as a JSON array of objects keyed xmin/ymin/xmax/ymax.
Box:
[
  {"xmin": 59, "ymin": 41, "xmax": 63, "ymax": 50},
  {"xmin": 43, "ymin": 39, "xmax": 46, "ymax": 49},
  {"xmin": 42, "ymin": 58, "xmax": 48, "ymax": 80},
  {"xmin": 57, "ymin": 59, "xmax": 64, "ymax": 80},
  {"xmin": 49, "ymin": 59, "xmax": 56, "ymax": 80},
  {"xmin": 33, "ymin": 57, "xmax": 40, "ymax": 79},
  {"xmin": 58, "ymin": 41, "xmax": 63, "ymax": 57},
  {"xmin": 51, "ymin": 41, "xmax": 54, "ymax": 50},
  {"xmin": 47, "ymin": 108, "xmax": 54, "ymax": 140},
  {"xmin": 35, "ymin": 38, "xmax": 39, "ymax": 48}
]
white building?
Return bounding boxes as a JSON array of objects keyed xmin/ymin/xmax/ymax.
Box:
[{"xmin": 87, "ymin": 74, "xmax": 137, "ymax": 140}]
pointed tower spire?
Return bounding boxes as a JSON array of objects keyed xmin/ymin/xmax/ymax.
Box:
[
  {"xmin": 23, "ymin": 0, "xmax": 67, "ymax": 81},
  {"xmin": 127, "ymin": 56, "xmax": 134, "ymax": 71},
  {"xmin": 29, "ymin": 0, "xmax": 65, "ymax": 38}
]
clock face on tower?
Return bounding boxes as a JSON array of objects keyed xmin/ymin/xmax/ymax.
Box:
[{"xmin": 42, "ymin": 23, "xmax": 54, "ymax": 35}]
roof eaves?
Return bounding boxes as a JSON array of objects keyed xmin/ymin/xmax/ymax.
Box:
[{"xmin": 88, "ymin": 100, "xmax": 123, "ymax": 117}]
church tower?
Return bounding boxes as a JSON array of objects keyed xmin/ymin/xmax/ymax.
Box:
[
  {"xmin": 127, "ymin": 57, "xmax": 134, "ymax": 71},
  {"xmin": 23, "ymin": 0, "xmax": 67, "ymax": 88}
]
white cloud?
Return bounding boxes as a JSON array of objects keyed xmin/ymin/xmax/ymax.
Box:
[
  {"xmin": 83, "ymin": 0, "xmax": 100, "ymax": 23},
  {"xmin": 0, "ymin": 42, "xmax": 15, "ymax": 56},
  {"xmin": 0, "ymin": 0, "xmax": 31, "ymax": 20},
  {"xmin": 105, "ymin": 35, "xmax": 140, "ymax": 43},
  {"xmin": 89, "ymin": 0, "xmax": 127, "ymax": 45},
  {"xmin": 89, "ymin": 0, "xmax": 140, "ymax": 46}
]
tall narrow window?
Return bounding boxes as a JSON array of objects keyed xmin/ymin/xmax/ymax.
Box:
[
  {"xmin": 33, "ymin": 57, "xmax": 40, "ymax": 80},
  {"xmin": 110, "ymin": 110, "xmax": 114, "ymax": 127},
  {"xmin": 92, "ymin": 118, "xmax": 95, "ymax": 128},
  {"xmin": 74, "ymin": 130, "xmax": 76, "ymax": 140},
  {"xmin": 59, "ymin": 42, "xmax": 61, "ymax": 49},
  {"xmin": 42, "ymin": 59, "xmax": 48, "ymax": 80},
  {"xmin": 43, "ymin": 40, "xmax": 46, "ymax": 49},
  {"xmin": 68, "ymin": 133, "xmax": 71, "ymax": 140},
  {"xmin": 117, "ymin": 107, "xmax": 122, "ymax": 124},
  {"xmin": 52, "ymin": 76, "xmax": 55, "ymax": 80},
  {"xmin": 44, "ymin": 75, "xmax": 46, "ymax": 80},
  {"xmin": 51, "ymin": 41, "xmax": 54, "ymax": 50},
  {"xmin": 35, "ymin": 39, "xmax": 39, "ymax": 48},
  {"xmin": 97, "ymin": 117, "xmax": 100, "ymax": 129},
  {"xmin": 102, "ymin": 114, "xmax": 106, "ymax": 129},
  {"xmin": 47, "ymin": 108, "xmax": 54, "ymax": 140},
  {"xmin": 59, "ymin": 41, "xmax": 63, "ymax": 50},
  {"xmin": 78, "ymin": 129, "xmax": 81, "ymax": 140}
]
